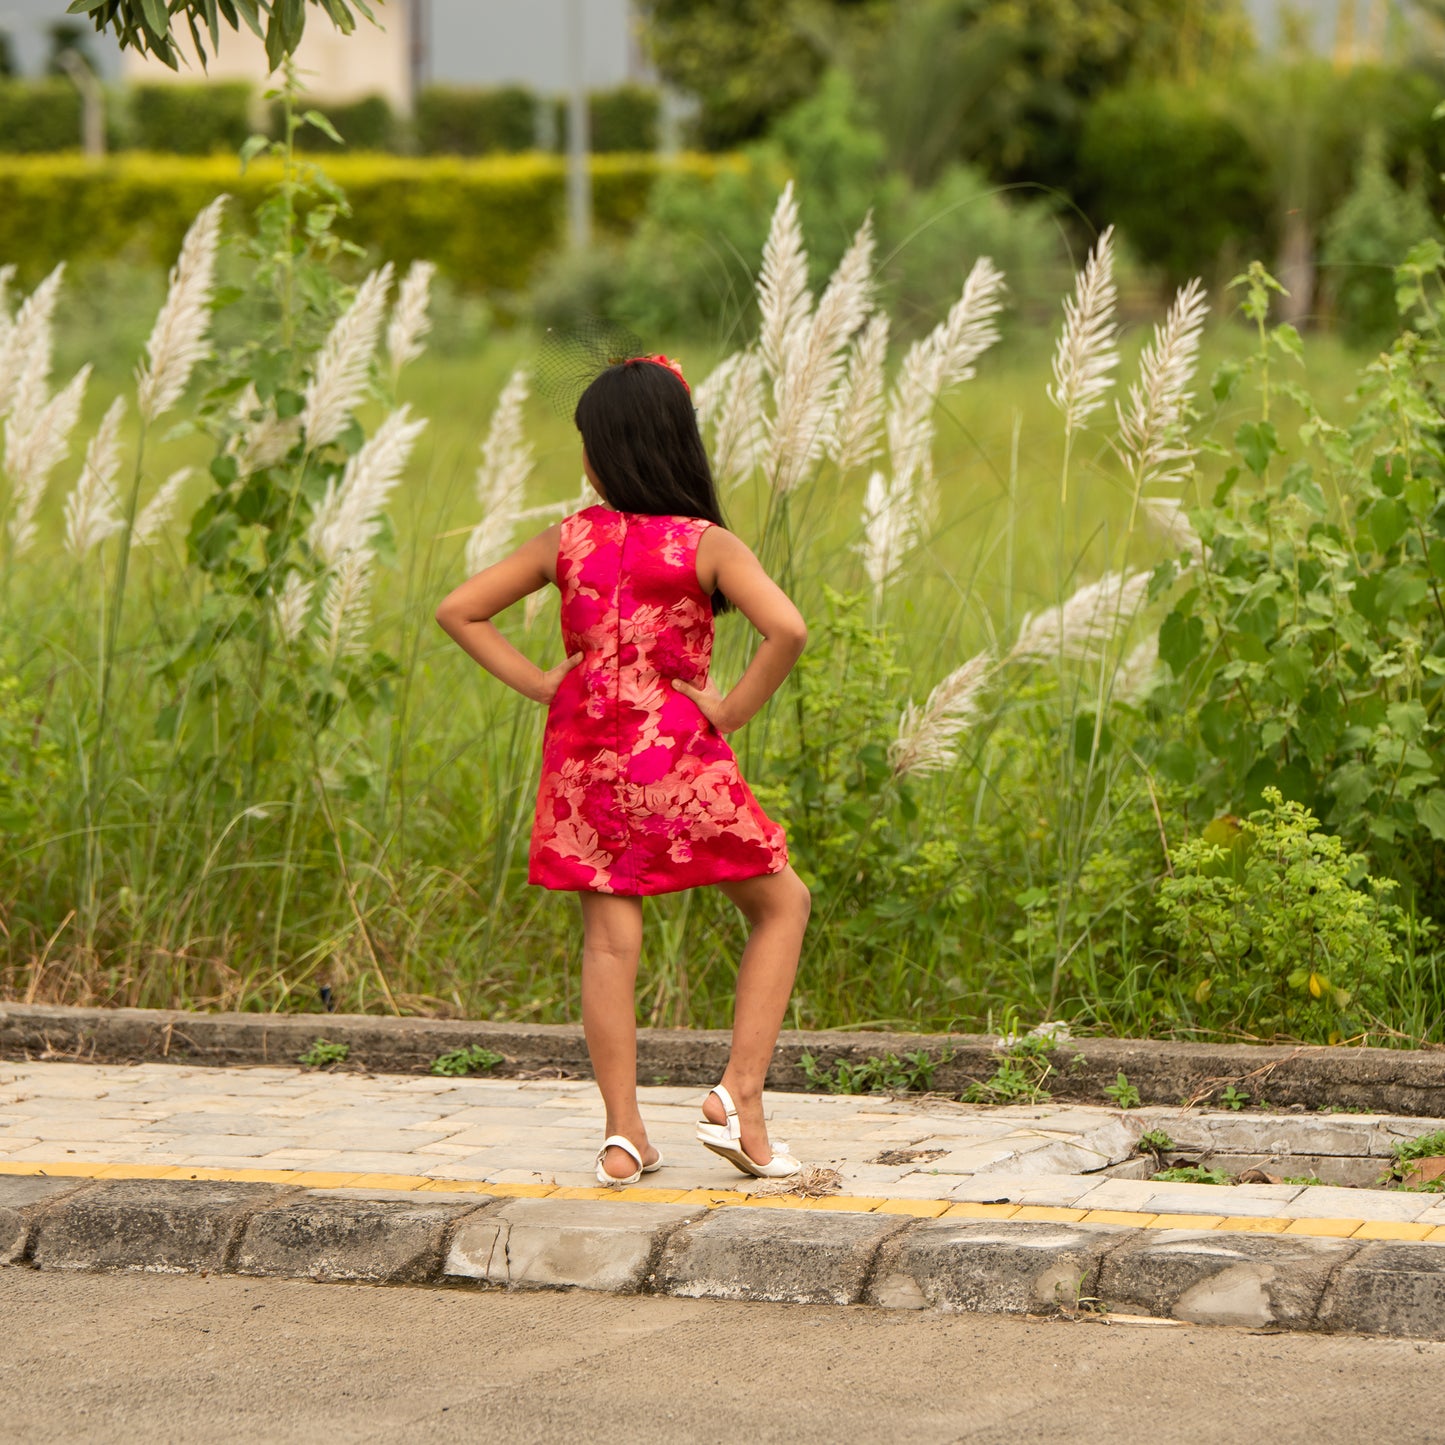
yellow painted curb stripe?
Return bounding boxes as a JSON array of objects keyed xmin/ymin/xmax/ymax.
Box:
[{"xmin": 3, "ymin": 1161, "xmax": 1442, "ymax": 1243}]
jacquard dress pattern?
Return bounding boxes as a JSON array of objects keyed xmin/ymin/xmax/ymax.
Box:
[{"xmin": 529, "ymin": 506, "xmax": 788, "ymax": 895}]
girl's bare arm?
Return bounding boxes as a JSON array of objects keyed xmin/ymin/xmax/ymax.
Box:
[
  {"xmin": 674, "ymin": 526, "xmax": 807, "ymax": 733},
  {"xmin": 434, "ymin": 524, "xmax": 580, "ymax": 703}
]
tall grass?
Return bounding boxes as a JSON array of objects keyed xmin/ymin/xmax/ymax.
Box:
[{"xmin": 1, "ymin": 161, "xmax": 1435, "ymax": 1044}]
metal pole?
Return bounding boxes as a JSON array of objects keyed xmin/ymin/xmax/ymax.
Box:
[
  {"xmin": 565, "ymin": 0, "xmax": 591, "ymax": 250},
  {"xmin": 409, "ymin": 0, "xmax": 429, "ymax": 109}
]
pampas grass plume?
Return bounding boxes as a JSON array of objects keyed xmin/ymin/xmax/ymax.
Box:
[
  {"xmin": 0, "ymin": 264, "xmax": 64, "ymax": 422},
  {"xmin": 385, "ymin": 260, "xmax": 437, "ymax": 377},
  {"xmin": 827, "ymin": 313, "xmax": 889, "ymax": 475},
  {"xmin": 317, "ymin": 548, "xmax": 372, "ymax": 661},
  {"xmin": 5, "ymin": 363, "xmax": 91, "ymax": 556},
  {"xmin": 1010, "ymin": 569, "xmax": 1149, "ymax": 664},
  {"xmin": 136, "ymin": 196, "xmax": 226, "ymax": 422},
  {"xmin": 766, "ymin": 213, "xmax": 875, "ymax": 493},
  {"xmin": 274, "ymin": 570, "xmax": 315, "ymax": 643},
  {"xmin": 466, "ymin": 366, "xmax": 533, "ymax": 573},
  {"xmin": 890, "ymin": 651, "xmax": 993, "ymax": 777},
  {"xmin": 307, "ymin": 404, "xmax": 427, "ymax": 567},
  {"xmin": 710, "ymin": 350, "xmax": 765, "ymax": 488},
  {"xmin": 132, "ymin": 467, "xmax": 193, "ymax": 549},
  {"xmin": 301, "ymin": 263, "xmax": 394, "ymax": 449},
  {"xmin": 757, "ymin": 182, "xmax": 810, "ymax": 385},
  {"xmin": 1048, "ymin": 226, "xmax": 1118, "ymax": 438},
  {"xmin": 63, "ymin": 395, "xmax": 126, "ymax": 559}
]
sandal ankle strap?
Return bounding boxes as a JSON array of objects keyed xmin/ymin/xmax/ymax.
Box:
[
  {"xmin": 708, "ymin": 1084, "xmax": 741, "ymax": 1143},
  {"xmin": 598, "ymin": 1135, "xmax": 643, "ymax": 1170}
]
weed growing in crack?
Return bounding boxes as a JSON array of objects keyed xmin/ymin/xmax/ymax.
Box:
[
  {"xmin": 962, "ymin": 1032, "xmax": 1056, "ymax": 1105},
  {"xmin": 799, "ymin": 1047, "xmax": 952, "ymax": 1095},
  {"xmin": 430, "ymin": 1045, "xmax": 505, "ymax": 1077},
  {"xmin": 298, "ymin": 1038, "xmax": 350, "ymax": 1068}
]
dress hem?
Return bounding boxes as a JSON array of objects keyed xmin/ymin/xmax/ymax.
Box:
[{"xmin": 528, "ymin": 853, "xmax": 788, "ymax": 898}]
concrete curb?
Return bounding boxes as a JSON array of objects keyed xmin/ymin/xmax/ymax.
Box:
[
  {"xmin": 5, "ymin": 1002, "xmax": 1445, "ymax": 1114},
  {"xmin": 5, "ymin": 1174, "xmax": 1445, "ymax": 1341}
]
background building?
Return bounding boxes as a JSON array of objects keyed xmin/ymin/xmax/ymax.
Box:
[{"xmin": 0, "ymin": 0, "xmax": 649, "ymax": 103}]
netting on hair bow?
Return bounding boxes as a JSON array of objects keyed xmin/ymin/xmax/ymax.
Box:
[{"xmin": 535, "ymin": 320, "xmax": 690, "ymax": 412}]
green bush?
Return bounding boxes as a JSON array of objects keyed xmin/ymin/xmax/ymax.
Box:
[
  {"xmin": 1158, "ymin": 790, "xmax": 1404, "ymax": 1041},
  {"xmin": 0, "ymin": 152, "xmax": 733, "ymax": 292},
  {"xmin": 130, "ymin": 83, "xmax": 251, "ymax": 155},
  {"xmin": 1079, "ymin": 83, "xmax": 1272, "ymax": 284},
  {"xmin": 415, "ymin": 84, "xmax": 538, "ymax": 155},
  {"xmin": 1158, "ymin": 260, "xmax": 1445, "ymax": 917},
  {"xmin": 0, "ymin": 80, "xmax": 82, "ymax": 153},
  {"xmin": 277, "ymin": 94, "xmax": 400, "ymax": 153},
  {"xmin": 555, "ymin": 84, "xmax": 661, "ymax": 153}
]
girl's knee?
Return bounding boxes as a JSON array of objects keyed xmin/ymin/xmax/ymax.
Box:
[
  {"xmin": 792, "ymin": 875, "xmax": 812, "ymax": 922},
  {"xmin": 771, "ymin": 869, "xmax": 810, "ymax": 925}
]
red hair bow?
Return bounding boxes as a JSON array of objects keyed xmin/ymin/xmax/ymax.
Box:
[{"xmin": 627, "ymin": 353, "xmax": 690, "ymax": 395}]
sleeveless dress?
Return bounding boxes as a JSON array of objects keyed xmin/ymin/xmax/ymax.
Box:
[{"xmin": 528, "ymin": 505, "xmax": 789, "ymax": 896}]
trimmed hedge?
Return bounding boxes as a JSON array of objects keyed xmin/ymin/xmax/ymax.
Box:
[
  {"xmin": 556, "ymin": 85, "xmax": 661, "ymax": 154},
  {"xmin": 275, "ymin": 94, "xmax": 402, "ymax": 153},
  {"xmin": 0, "ymin": 81, "xmax": 82, "ymax": 153},
  {"xmin": 0, "ymin": 152, "xmax": 741, "ymax": 292},
  {"xmin": 414, "ymin": 85, "xmax": 540, "ymax": 155},
  {"xmin": 131, "ymin": 84, "xmax": 252, "ymax": 155}
]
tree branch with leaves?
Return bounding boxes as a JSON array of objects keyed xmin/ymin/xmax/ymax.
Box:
[{"xmin": 65, "ymin": 0, "xmax": 376, "ymax": 71}]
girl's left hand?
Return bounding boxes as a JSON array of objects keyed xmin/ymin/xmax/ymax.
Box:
[
  {"xmin": 533, "ymin": 652, "xmax": 582, "ymax": 704},
  {"xmin": 671, "ymin": 675, "xmax": 738, "ymax": 733}
]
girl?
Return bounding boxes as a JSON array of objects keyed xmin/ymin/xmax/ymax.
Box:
[{"xmin": 436, "ymin": 355, "xmax": 811, "ymax": 1185}]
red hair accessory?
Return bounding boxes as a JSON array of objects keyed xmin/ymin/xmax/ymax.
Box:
[{"xmin": 627, "ymin": 353, "xmax": 690, "ymax": 395}]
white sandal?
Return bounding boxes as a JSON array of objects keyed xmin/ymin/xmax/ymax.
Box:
[
  {"xmin": 696, "ymin": 1084, "xmax": 802, "ymax": 1179},
  {"xmin": 595, "ymin": 1134, "xmax": 664, "ymax": 1186}
]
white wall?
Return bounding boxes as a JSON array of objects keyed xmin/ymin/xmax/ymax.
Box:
[
  {"xmin": 424, "ymin": 0, "xmax": 648, "ymax": 91},
  {"xmin": 120, "ymin": 5, "xmax": 412, "ymax": 110},
  {"xmin": 0, "ymin": 0, "xmax": 649, "ymax": 95}
]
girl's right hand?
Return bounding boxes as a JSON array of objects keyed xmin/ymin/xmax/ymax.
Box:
[{"xmin": 533, "ymin": 652, "xmax": 582, "ymax": 704}]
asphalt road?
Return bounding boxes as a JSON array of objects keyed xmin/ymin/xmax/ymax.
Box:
[{"xmin": 1, "ymin": 1270, "xmax": 1439, "ymax": 1444}]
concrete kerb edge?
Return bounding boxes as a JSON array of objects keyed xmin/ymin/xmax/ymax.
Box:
[
  {"xmin": 4, "ymin": 1176, "xmax": 104, "ymax": 1268},
  {"xmin": 6, "ymin": 1002, "xmax": 1445, "ymax": 1114},
  {"xmin": 3, "ymin": 1177, "xmax": 1445, "ymax": 1339}
]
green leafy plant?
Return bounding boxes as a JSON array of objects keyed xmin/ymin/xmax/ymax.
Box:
[
  {"xmin": 429, "ymin": 1045, "xmax": 505, "ymax": 1078},
  {"xmin": 1379, "ymin": 1128, "xmax": 1445, "ymax": 1191},
  {"xmin": 1280, "ymin": 1175, "xmax": 1324, "ymax": 1186},
  {"xmin": 1219, "ymin": 1085, "xmax": 1251, "ymax": 1111},
  {"xmin": 1158, "ymin": 254, "xmax": 1445, "ymax": 937},
  {"xmin": 298, "ymin": 1038, "xmax": 349, "ymax": 1068},
  {"xmin": 799, "ymin": 1047, "xmax": 949, "ymax": 1095},
  {"xmin": 1104, "ymin": 1071, "xmax": 1142, "ymax": 1109},
  {"xmin": 1157, "ymin": 789, "xmax": 1405, "ymax": 1041},
  {"xmin": 1136, "ymin": 1129, "xmax": 1175, "ymax": 1157},
  {"xmin": 1151, "ymin": 1164, "xmax": 1230, "ymax": 1185},
  {"xmin": 962, "ymin": 1032, "xmax": 1055, "ymax": 1106}
]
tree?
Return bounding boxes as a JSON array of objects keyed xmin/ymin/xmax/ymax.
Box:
[
  {"xmin": 857, "ymin": 0, "xmax": 1255, "ymax": 191},
  {"xmin": 637, "ymin": 0, "xmax": 1254, "ymax": 171},
  {"xmin": 635, "ymin": 0, "xmax": 891, "ymax": 150},
  {"xmin": 64, "ymin": 0, "xmax": 374, "ymax": 71}
]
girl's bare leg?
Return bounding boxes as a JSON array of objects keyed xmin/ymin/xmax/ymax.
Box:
[
  {"xmin": 578, "ymin": 892, "xmax": 658, "ymax": 1181},
  {"xmin": 702, "ymin": 865, "xmax": 811, "ymax": 1164}
]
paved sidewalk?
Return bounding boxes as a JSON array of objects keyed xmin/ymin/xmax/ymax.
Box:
[{"xmin": 4, "ymin": 1060, "xmax": 1445, "ymax": 1241}]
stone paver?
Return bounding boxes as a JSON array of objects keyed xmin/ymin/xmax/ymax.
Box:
[{"xmin": 3, "ymin": 1060, "xmax": 1445, "ymax": 1236}]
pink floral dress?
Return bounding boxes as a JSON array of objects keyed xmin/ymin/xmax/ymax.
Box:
[{"xmin": 529, "ymin": 506, "xmax": 789, "ymax": 896}]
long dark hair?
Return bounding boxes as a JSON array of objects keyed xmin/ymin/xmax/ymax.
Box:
[{"xmin": 574, "ymin": 360, "xmax": 732, "ymax": 613}]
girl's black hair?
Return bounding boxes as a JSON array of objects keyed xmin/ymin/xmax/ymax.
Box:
[{"xmin": 574, "ymin": 360, "xmax": 733, "ymax": 614}]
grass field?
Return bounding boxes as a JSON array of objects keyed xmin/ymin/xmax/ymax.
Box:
[{"xmin": 3, "ymin": 247, "xmax": 1419, "ymax": 1044}]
